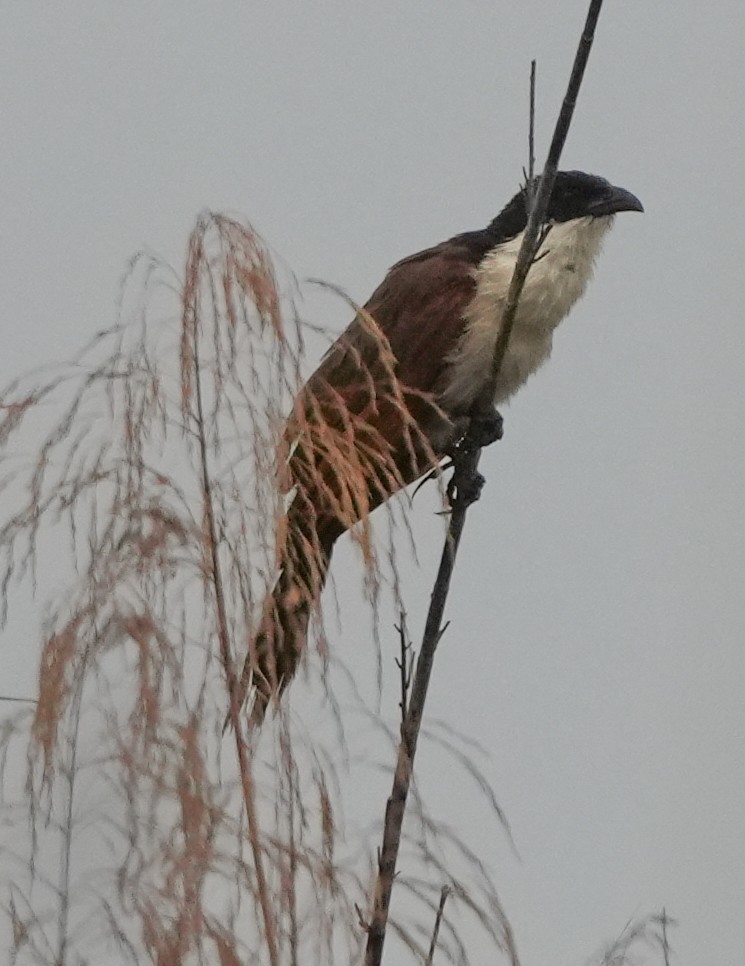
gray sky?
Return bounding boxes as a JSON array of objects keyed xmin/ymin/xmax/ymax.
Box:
[{"xmin": 2, "ymin": 2, "xmax": 744, "ymax": 963}]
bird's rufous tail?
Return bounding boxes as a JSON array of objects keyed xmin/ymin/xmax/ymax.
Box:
[
  {"xmin": 231, "ymin": 316, "xmax": 448, "ymax": 727},
  {"xmin": 236, "ymin": 505, "xmax": 341, "ymax": 726}
]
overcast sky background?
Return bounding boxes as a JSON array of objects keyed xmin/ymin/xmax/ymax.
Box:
[{"xmin": 2, "ymin": 2, "xmax": 744, "ymax": 964}]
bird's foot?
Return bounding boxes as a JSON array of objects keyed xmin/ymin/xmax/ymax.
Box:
[
  {"xmin": 465, "ymin": 402, "xmax": 503, "ymax": 448},
  {"xmin": 443, "ymin": 404, "xmax": 501, "ymax": 509},
  {"xmin": 446, "ymin": 403, "xmax": 503, "ymax": 461},
  {"xmin": 446, "ymin": 466, "xmax": 485, "ymax": 507}
]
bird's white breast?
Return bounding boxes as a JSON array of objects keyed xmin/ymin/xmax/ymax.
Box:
[{"xmin": 439, "ymin": 215, "xmax": 613, "ymax": 412}]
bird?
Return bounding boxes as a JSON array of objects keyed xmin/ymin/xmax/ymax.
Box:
[{"xmin": 236, "ymin": 170, "xmax": 643, "ymax": 724}]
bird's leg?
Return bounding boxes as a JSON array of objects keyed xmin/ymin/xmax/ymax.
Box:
[
  {"xmin": 465, "ymin": 399, "xmax": 504, "ymax": 448},
  {"xmin": 444, "ymin": 402, "xmax": 502, "ymax": 507},
  {"xmin": 444, "ymin": 401, "xmax": 503, "ymax": 457},
  {"xmin": 414, "ymin": 403, "xmax": 502, "ymax": 507}
]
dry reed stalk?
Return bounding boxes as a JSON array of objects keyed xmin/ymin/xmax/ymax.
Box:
[{"xmin": 0, "ymin": 210, "xmax": 520, "ymax": 963}]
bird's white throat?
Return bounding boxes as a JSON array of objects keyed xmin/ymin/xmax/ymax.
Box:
[{"xmin": 439, "ymin": 215, "xmax": 613, "ymax": 412}]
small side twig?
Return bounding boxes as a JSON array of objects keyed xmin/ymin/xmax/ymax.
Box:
[
  {"xmin": 524, "ymin": 59, "xmax": 537, "ymax": 211},
  {"xmin": 394, "ymin": 613, "xmax": 413, "ymax": 721},
  {"xmin": 355, "ymin": 903, "xmax": 370, "ymax": 933},
  {"xmin": 424, "ymin": 885, "xmax": 451, "ymax": 966},
  {"xmin": 363, "ymin": 4, "xmax": 607, "ymax": 964},
  {"xmin": 656, "ymin": 907, "xmax": 675, "ymax": 966}
]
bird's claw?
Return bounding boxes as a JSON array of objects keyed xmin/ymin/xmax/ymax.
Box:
[{"xmin": 446, "ymin": 469, "xmax": 485, "ymax": 507}]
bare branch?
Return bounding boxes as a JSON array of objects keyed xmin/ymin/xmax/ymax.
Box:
[{"xmin": 364, "ymin": 3, "xmax": 607, "ymax": 963}]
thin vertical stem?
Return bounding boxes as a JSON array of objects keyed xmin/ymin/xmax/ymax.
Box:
[
  {"xmin": 55, "ymin": 645, "xmax": 89, "ymax": 966},
  {"xmin": 525, "ymin": 59, "xmax": 537, "ymax": 211},
  {"xmin": 281, "ymin": 715, "xmax": 299, "ymax": 966},
  {"xmin": 484, "ymin": 0, "xmax": 605, "ymax": 404},
  {"xmin": 425, "ymin": 886, "xmax": 451, "ymax": 966},
  {"xmin": 363, "ymin": 3, "xmax": 607, "ymax": 963},
  {"xmin": 191, "ymin": 304, "xmax": 279, "ymax": 966}
]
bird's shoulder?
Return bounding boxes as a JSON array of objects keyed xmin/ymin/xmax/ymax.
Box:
[
  {"xmin": 383, "ymin": 228, "xmax": 496, "ymax": 290},
  {"xmin": 309, "ymin": 228, "xmax": 496, "ymax": 397}
]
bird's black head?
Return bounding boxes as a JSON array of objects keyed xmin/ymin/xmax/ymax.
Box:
[{"xmin": 488, "ymin": 170, "xmax": 643, "ymax": 242}]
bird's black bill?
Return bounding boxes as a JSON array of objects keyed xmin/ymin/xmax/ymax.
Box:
[{"xmin": 587, "ymin": 184, "xmax": 644, "ymax": 216}]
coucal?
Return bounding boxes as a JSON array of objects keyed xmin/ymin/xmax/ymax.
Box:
[{"xmin": 237, "ymin": 170, "xmax": 643, "ymax": 723}]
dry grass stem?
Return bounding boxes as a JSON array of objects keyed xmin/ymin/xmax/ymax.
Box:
[{"xmin": 1, "ymin": 211, "xmax": 516, "ymax": 963}]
